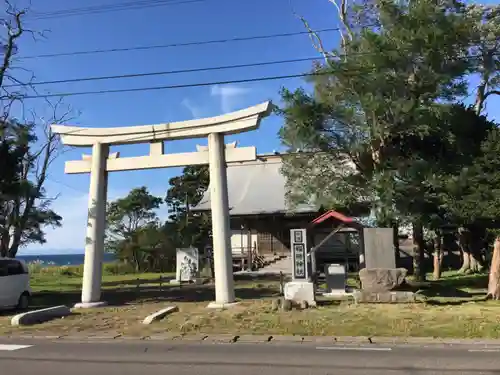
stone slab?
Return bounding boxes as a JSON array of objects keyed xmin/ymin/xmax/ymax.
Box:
[
  {"xmin": 284, "ymin": 281, "xmax": 316, "ymax": 306},
  {"xmin": 352, "ymin": 290, "xmax": 416, "ymax": 303},
  {"xmin": 11, "ymin": 305, "xmax": 71, "ymax": 326},
  {"xmin": 363, "ymin": 228, "xmax": 396, "ymax": 269},
  {"xmin": 142, "ymin": 306, "xmax": 179, "ymax": 325}
]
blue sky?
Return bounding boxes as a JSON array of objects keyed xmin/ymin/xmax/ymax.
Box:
[{"xmin": 10, "ymin": 0, "xmax": 500, "ymax": 254}]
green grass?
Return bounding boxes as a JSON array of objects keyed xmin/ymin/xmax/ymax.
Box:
[
  {"xmin": 0, "ymin": 267, "xmax": 496, "ymax": 339},
  {"xmin": 30, "ymin": 272, "xmax": 174, "ymax": 293}
]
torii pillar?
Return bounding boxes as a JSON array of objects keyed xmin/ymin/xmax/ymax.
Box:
[{"xmin": 51, "ymin": 102, "xmax": 273, "ymax": 309}]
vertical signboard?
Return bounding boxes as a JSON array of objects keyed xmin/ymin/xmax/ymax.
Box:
[{"xmin": 290, "ymin": 228, "xmax": 308, "ymax": 280}]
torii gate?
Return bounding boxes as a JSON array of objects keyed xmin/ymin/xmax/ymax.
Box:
[{"xmin": 51, "ymin": 101, "xmax": 273, "ymax": 309}]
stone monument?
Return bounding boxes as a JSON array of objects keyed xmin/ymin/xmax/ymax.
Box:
[
  {"xmin": 324, "ymin": 263, "xmax": 347, "ymax": 296},
  {"xmin": 284, "ymin": 228, "xmax": 316, "ymax": 306},
  {"xmin": 353, "ymin": 267, "xmax": 415, "ymax": 303},
  {"xmin": 175, "ymin": 247, "xmax": 200, "ymax": 283},
  {"xmin": 362, "ymin": 228, "xmax": 396, "ymax": 269}
]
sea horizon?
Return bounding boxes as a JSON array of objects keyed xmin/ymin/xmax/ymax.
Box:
[
  {"xmin": 16, "ymin": 252, "xmax": 115, "ymax": 266},
  {"xmin": 18, "ymin": 248, "xmax": 86, "ymax": 256}
]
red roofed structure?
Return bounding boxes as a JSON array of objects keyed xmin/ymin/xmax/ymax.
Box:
[
  {"xmin": 310, "ymin": 210, "xmax": 363, "ymax": 227},
  {"xmin": 308, "ymin": 210, "xmax": 365, "ymax": 272}
]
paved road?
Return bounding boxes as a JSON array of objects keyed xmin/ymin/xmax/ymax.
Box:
[{"xmin": 1, "ymin": 338, "xmax": 500, "ymax": 374}]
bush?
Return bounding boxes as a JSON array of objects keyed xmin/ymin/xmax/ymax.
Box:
[
  {"xmin": 28, "ymin": 263, "xmax": 83, "ymax": 277},
  {"xmin": 27, "ymin": 261, "xmax": 140, "ymax": 277},
  {"xmin": 103, "ymin": 262, "xmax": 137, "ymax": 275},
  {"xmin": 27, "ymin": 262, "xmax": 43, "ymax": 274},
  {"xmin": 41, "ymin": 265, "xmax": 83, "ymax": 277}
]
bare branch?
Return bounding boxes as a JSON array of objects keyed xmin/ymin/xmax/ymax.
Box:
[
  {"xmin": 328, "ymin": 0, "xmax": 354, "ymax": 42},
  {"xmin": 296, "ymin": 14, "xmax": 335, "ymax": 66}
]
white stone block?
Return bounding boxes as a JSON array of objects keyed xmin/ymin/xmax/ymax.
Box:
[
  {"xmin": 142, "ymin": 306, "xmax": 179, "ymax": 325},
  {"xmin": 11, "ymin": 305, "xmax": 71, "ymax": 326},
  {"xmin": 284, "ymin": 281, "xmax": 316, "ymax": 306}
]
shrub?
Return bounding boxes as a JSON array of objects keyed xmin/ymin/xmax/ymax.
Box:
[{"xmin": 103, "ymin": 262, "xmax": 137, "ymax": 275}]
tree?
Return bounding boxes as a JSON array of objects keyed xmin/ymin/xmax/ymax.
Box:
[
  {"xmin": 165, "ymin": 165, "xmax": 210, "ymax": 250},
  {"xmin": 280, "ymin": 0, "xmax": 474, "ymax": 280},
  {"xmin": 0, "ymin": 4, "xmax": 69, "ymax": 258},
  {"xmin": 105, "ymin": 187, "xmax": 164, "ymax": 271},
  {"xmin": 0, "ymin": 102, "xmax": 72, "ymax": 258},
  {"xmin": 466, "ymin": 4, "xmax": 500, "ymax": 114}
]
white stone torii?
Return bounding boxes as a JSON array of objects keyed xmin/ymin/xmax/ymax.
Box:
[{"xmin": 51, "ymin": 101, "xmax": 273, "ymax": 309}]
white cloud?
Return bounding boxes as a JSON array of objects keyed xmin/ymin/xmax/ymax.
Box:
[
  {"xmin": 181, "ymin": 98, "xmax": 204, "ymax": 119},
  {"xmin": 210, "ymin": 84, "xmax": 251, "ymax": 113},
  {"xmin": 23, "ymin": 187, "xmax": 169, "ymax": 253}
]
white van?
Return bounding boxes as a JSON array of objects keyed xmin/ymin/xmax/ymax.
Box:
[{"xmin": 0, "ymin": 258, "xmax": 31, "ymax": 310}]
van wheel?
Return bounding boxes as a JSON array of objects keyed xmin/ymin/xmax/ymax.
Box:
[{"xmin": 17, "ymin": 293, "xmax": 30, "ymax": 310}]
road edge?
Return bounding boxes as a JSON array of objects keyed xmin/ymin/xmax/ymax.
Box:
[{"xmin": 6, "ymin": 333, "xmax": 500, "ymax": 347}]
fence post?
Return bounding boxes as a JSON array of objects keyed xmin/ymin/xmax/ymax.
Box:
[{"xmin": 279, "ymin": 271, "xmax": 284, "ymax": 296}]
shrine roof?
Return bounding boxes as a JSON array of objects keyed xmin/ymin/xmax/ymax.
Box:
[{"xmin": 191, "ymin": 154, "xmax": 317, "ymax": 216}]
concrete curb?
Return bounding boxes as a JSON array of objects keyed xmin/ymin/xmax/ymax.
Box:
[
  {"xmin": 11, "ymin": 306, "xmax": 71, "ymax": 326},
  {"xmin": 7, "ymin": 333, "xmax": 500, "ymax": 347},
  {"xmin": 142, "ymin": 306, "xmax": 178, "ymax": 325}
]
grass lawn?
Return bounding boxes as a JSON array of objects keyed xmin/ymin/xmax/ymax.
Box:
[
  {"xmin": 1, "ymin": 270, "xmax": 499, "ymax": 339},
  {"xmin": 30, "ymin": 272, "xmax": 174, "ymax": 293}
]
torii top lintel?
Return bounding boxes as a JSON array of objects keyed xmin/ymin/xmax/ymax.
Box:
[{"xmin": 51, "ymin": 101, "xmax": 273, "ymax": 147}]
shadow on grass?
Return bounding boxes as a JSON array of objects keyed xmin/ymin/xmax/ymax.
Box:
[
  {"xmin": 423, "ymin": 297, "xmax": 488, "ymax": 306},
  {"xmin": 317, "ymin": 299, "xmax": 347, "ymax": 307},
  {"xmin": 29, "ymin": 282, "xmax": 281, "ymax": 309},
  {"xmin": 233, "ymin": 273, "xmax": 290, "ymax": 282},
  {"xmin": 434, "ymin": 273, "xmax": 488, "ymax": 290},
  {"xmin": 101, "ymin": 276, "xmax": 175, "ymax": 287},
  {"xmin": 414, "ymin": 273, "xmax": 489, "ymax": 306}
]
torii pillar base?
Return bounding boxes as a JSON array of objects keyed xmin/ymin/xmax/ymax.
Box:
[{"xmin": 74, "ymin": 301, "xmax": 108, "ymax": 309}]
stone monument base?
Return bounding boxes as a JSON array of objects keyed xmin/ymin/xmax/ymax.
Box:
[
  {"xmin": 284, "ymin": 281, "xmax": 316, "ymax": 307},
  {"xmin": 170, "ymin": 278, "xmax": 205, "ymax": 286},
  {"xmin": 352, "ymin": 290, "xmax": 416, "ymax": 304}
]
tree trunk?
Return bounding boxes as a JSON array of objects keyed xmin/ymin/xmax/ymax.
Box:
[
  {"xmin": 458, "ymin": 227, "xmax": 485, "ymax": 274},
  {"xmin": 458, "ymin": 228, "xmax": 472, "ymax": 274},
  {"xmin": 432, "ymin": 234, "xmax": 443, "ymax": 280},
  {"xmin": 487, "ymin": 237, "xmax": 500, "ymax": 299},
  {"xmin": 412, "ymin": 221, "xmax": 426, "ymax": 282},
  {"xmin": 393, "ymin": 221, "xmax": 400, "ymax": 264}
]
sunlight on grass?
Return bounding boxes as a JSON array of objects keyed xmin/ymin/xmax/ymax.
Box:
[{"xmin": 0, "ymin": 271, "xmax": 496, "ymax": 339}]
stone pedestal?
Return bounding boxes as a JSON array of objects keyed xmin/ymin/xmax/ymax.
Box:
[
  {"xmin": 359, "ymin": 268, "xmax": 407, "ymax": 292},
  {"xmin": 352, "ymin": 291, "xmax": 416, "ymax": 303},
  {"xmin": 325, "ymin": 263, "xmax": 346, "ymax": 294},
  {"xmin": 284, "ymin": 281, "xmax": 316, "ymax": 306}
]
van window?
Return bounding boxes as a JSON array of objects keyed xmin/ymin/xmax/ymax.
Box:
[{"xmin": 6, "ymin": 260, "xmax": 26, "ymax": 275}]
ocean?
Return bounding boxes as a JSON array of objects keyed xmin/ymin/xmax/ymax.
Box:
[{"xmin": 17, "ymin": 253, "xmax": 116, "ymax": 266}]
